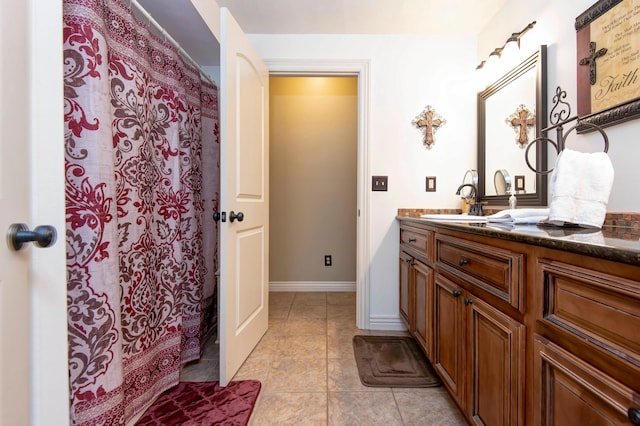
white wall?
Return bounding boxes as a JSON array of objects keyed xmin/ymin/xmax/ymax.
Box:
[
  {"xmin": 248, "ymin": 34, "xmax": 477, "ymax": 328},
  {"xmin": 478, "ymin": 0, "xmax": 640, "ymax": 212},
  {"xmin": 249, "ymin": 0, "xmax": 640, "ymax": 328}
]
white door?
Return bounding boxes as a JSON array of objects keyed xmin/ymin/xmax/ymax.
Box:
[
  {"xmin": 1, "ymin": 0, "xmax": 68, "ymax": 425},
  {"xmin": 0, "ymin": 2, "xmax": 31, "ymax": 422},
  {"xmin": 218, "ymin": 8, "xmax": 270, "ymax": 385}
]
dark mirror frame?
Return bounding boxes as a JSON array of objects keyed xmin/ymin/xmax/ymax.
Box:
[{"xmin": 478, "ymin": 45, "xmax": 548, "ymax": 206}]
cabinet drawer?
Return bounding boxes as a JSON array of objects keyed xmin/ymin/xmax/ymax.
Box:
[
  {"xmin": 400, "ymin": 226, "xmax": 432, "ymax": 260},
  {"xmin": 436, "ymin": 234, "xmax": 523, "ymax": 310},
  {"xmin": 538, "ymin": 259, "xmax": 640, "ymax": 370},
  {"xmin": 534, "ymin": 335, "xmax": 636, "ymax": 425}
]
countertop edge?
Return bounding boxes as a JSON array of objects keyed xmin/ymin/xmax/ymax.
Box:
[{"xmin": 397, "ymin": 216, "xmax": 640, "ymax": 266}]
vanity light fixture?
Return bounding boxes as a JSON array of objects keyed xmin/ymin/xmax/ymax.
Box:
[
  {"xmin": 484, "ymin": 48, "xmax": 502, "ymax": 74},
  {"xmin": 475, "ymin": 21, "xmax": 537, "ymax": 72},
  {"xmin": 475, "ymin": 60, "xmax": 487, "ymax": 87}
]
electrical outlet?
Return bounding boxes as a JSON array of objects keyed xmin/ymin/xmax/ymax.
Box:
[
  {"xmin": 372, "ymin": 176, "xmax": 388, "ymax": 191},
  {"xmin": 324, "ymin": 255, "xmax": 332, "ymax": 266}
]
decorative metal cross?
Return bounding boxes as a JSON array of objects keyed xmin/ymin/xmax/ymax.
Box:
[
  {"xmin": 412, "ymin": 105, "xmax": 446, "ymax": 148},
  {"xmin": 506, "ymin": 104, "xmax": 536, "ymax": 147},
  {"xmin": 579, "ymin": 41, "xmax": 607, "ymax": 85}
]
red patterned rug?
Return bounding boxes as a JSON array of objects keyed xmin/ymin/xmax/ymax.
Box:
[{"xmin": 135, "ymin": 380, "xmax": 261, "ymax": 426}]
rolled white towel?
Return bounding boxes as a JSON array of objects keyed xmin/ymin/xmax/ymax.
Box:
[{"xmin": 548, "ymin": 148, "xmax": 614, "ymax": 228}]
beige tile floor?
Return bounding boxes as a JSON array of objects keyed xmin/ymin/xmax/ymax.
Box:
[{"xmin": 181, "ymin": 291, "xmax": 467, "ymax": 425}]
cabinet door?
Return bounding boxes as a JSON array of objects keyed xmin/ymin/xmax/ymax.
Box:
[
  {"xmin": 468, "ymin": 297, "xmax": 525, "ymax": 426},
  {"xmin": 534, "ymin": 335, "xmax": 636, "ymax": 426},
  {"xmin": 434, "ymin": 274, "xmax": 464, "ymax": 405},
  {"xmin": 413, "ymin": 259, "xmax": 434, "ymax": 360},
  {"xmin": 399, "ymin": 251, "xmax": 412, "ymax": 327}
]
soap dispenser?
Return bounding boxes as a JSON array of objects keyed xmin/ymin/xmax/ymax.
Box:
[{"xmin": 508, "ymin": 191, "xmax": 517, "ymax": 209}]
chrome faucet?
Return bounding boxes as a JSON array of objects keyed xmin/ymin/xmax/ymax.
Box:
[{"xmin": 456, "ymin": 183, "xmax": 483, "ymax": 216}]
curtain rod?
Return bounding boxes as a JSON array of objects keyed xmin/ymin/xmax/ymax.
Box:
[{"xmin": 129, "ymin": 0, "xmax": 217, "ymax": 87}]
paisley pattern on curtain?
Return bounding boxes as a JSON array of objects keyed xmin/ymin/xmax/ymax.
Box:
[{"xmin": 63, "ymin": 0, "xmax": 219, "ymax": 423}]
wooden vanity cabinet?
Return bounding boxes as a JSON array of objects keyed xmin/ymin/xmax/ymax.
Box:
[
  {"xmin": 398, "ymin": 218, "xmax": 640, "ymax": 425},
  {"xmin": 400, "ymin": 223, "xmax": 526, "ymax": 425},
  {"xmin": 399, "ymin": 224, "xmax": 435, "ymax": 359},
  {"xmin": 434, "ymin": 253, "xmax": 525, "ymax": 426}
]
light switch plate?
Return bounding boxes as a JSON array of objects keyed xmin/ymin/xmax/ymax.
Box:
[
  {"xmin": 372, "ymin": 176, "xmax": 388, "ymax": 191},
  {"xmin": 426, "ymin": 176, "xmax": 437, "ymax": 192}
]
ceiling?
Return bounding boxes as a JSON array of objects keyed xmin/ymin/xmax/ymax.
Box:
[
  {"xmin": 214, "ymin": 0, "xmax": 508, "ymax": 35},
  {"xmin": 137, "ymin": 0, "xmax": 509, "ymax": 66}
]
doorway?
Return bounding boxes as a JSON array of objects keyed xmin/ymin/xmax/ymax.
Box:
[
  {"xmin": 266, "ymin": 60, "xmax": 371, "ymax": 329},
  {"xmin": 269, "ymin": 76, "xmax": 358, "ymax": 291}
]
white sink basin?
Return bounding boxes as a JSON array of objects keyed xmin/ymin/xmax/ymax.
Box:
[{"xmin": 420, "ymin": 214, "xmax": 488, "ymax": 223}]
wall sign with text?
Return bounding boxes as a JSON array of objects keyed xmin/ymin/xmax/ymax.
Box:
[{"xmin": 576, "ymin": 0, "xmax": 640, "ymax": 130}]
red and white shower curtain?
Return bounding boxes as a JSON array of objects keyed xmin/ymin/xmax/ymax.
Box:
[{"xmin": 63, "ymin": 0, "xmax": 219, "ymax": 423}]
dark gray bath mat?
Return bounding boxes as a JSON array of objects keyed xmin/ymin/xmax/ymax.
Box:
[{"xmin": 352, "ymin": 335, "xmax": 442, "ymax": 388}]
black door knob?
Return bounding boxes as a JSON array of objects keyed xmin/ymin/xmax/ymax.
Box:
[
  {"xmin": 213, "ymin": 212, "xmax": 226, "ymax": 222},
  {"xmin": 6, "ymin": 223, "xmax": 57, "ymax": 251},
  {"xmin": 229, "ymin": 211, "xmax": 244, "ymax": 223},
  {"xmin": 452, "ymin": 290, "xmax": 462, "ymax": 297},
  {"xmin": 629, "ymin": 408, "xmax": 640, "ymax": 425},
  {"xmin": 464, "ymin": 298, "xmax": 473, "ymax": 305}
]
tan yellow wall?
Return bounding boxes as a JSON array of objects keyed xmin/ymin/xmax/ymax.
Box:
[{"xmin": 269, "ymin": 76, "xmax": 357, "ymax": 284}]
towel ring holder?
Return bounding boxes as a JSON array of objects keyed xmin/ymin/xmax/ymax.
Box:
[
  {"xmin": 524, "ymin": 86, "xmax": 610, "ymax": 176},
  {"xmin": 525, "ymin": 136, "xmax": 558, "ymax": 175},
  {"xmin": 562, "ymin": 121, "xmax": 609, "ymax": 154}
]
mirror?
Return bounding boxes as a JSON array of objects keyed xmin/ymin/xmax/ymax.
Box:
[
  {"xmin": 478, "ymin": 45, "xmax": 547, "ymax": 206},
  {"xmin": 493, "ymin": 169, "xmax": 511, "ymax": 195}
]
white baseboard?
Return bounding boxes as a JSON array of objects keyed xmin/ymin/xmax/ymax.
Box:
[
  {"xmin": 367, "ymin": 314, "xmax": 408, "ymax": 331},
  {"xmin": 269, "ymin": 281, "xmax": 356, "ymax": 292}
]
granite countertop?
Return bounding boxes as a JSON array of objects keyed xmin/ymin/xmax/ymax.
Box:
[{"xmin": 397, "ymin": 210, "xmax": 640, "ymax": 266}]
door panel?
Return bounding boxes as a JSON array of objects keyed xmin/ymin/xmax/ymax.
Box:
[
  {"xmin": 1, "ymin": 2, "xmax": 31, "ymax": 422},
  {"xmin": 469, "ymin": 297, "xmax": 525, "ymax": 426},
  {"xmin": 413, "ymin": 260, "xmax": 434, "ymax": 360},
  {"xmin": 434, "ymin": 274, "xmax": 463, "ymax": 405},
  {"xmin": 534, "ymin": 336, "xmax": 633, "ymax": 426},
  {"xmin": 399, "ymin": 251, "xmax": 411, "ymax": 327},
  {"xmin": 1, "ymin": 0, "xmax": 68, "ymax": 424},
  {"xmin": 219, "ymin": 7, "xmax": 269, "ymax": 385},
  {"xmin": 236, "ymin": 56, "xmax": 265, "ymax": 198},
  {"xmin": 237, "ymin": 229, "xmax": 265, "ymax": 326}
]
